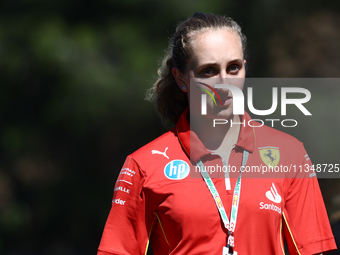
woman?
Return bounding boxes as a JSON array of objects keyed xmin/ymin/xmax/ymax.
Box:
[{"xmin": 97, "ymin": 13, "xmax": 336, "ymax": 255}]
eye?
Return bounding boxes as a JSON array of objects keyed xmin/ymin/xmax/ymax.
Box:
[
  {"xmin": 228, "ymin": 64, "xmax": 241, "ymax": 74},
  {"xmin": 201, "ymin": 67, "xmax": 217, "ymax": 77}
]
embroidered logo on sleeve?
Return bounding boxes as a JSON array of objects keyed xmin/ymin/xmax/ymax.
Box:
[
  {"xmin": 259, "ymin": 147, "xmax": 280, "ymax": 168},
  {"xmin": 112, "ymin": 198, "xmax": 126, "ymax": 205},
  {"xmin": 114, "ymin": 186, "xmax": 130, "ymax": 193},
  {"xmin": 116, "ymin": 168, "xmax": 135, "ymax": 186},
  {"xmin": 304, "ymin": 154, "xmax": 310, "ymax": 161}
]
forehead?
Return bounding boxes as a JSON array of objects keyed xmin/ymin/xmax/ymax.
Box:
[{"xmin": 189, "ymin": 29, "xmax": 243, "ymax": 63}]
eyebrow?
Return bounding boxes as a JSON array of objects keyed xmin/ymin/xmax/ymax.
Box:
[
  {"xmin": 228, "ymin": 59, "xmax": 243, "ymax": 64},
  {"xmin": 198, "ymin": 59, "xmax": 243, "ymax": 68}
]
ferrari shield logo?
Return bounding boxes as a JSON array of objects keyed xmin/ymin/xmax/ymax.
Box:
[{"xmin": 259, "ymin": 147, "xmax": 280, "ymax": 167}]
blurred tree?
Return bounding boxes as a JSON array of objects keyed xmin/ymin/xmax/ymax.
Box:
[{"xmin": 0, "ymin": 0, "xmax": 339, "ymax": 254}]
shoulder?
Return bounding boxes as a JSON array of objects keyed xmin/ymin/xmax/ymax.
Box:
[
  {"xmin": 253, "ymin": 123, "xmax": 303, "ymax": 149},
  {"xmin": 124, "ymin": 128, "xmax": 189, "ymax": 186},
  {"xmin": 251, "ymin": 124, "xmax": 309, "ymax": 172},
  {"xmin": 241, "ymin": 112, "xmax": 304, "ymax": 155},
  {"xmin": 127, "ymin": 127, "xmax": 186, "ymax": 172}
]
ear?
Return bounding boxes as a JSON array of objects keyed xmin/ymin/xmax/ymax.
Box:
[
  {"xmin": 172, "ymin": 67, "xmax": 188, "ymax": 92},
  {"xmin": 244, "ymin": 59, "xmax": 247, "ymax": 65}
]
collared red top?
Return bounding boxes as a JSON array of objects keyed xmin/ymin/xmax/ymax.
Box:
[{"xmin": 98, "ymin": 109, "xmax": 336, "ymax": 255}]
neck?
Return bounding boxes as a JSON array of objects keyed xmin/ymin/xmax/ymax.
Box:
[{"xmin": 190, "ymin": 113, "xmax": 241, "ymax": 153}]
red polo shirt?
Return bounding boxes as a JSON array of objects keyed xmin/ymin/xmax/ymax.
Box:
[{"xmin": 98, "ymin": 109, "xmax": 336, "ymax": 255}]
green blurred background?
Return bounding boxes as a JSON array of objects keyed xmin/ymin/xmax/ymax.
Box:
[{"xmin": 1, "ymin": 0, "xmax": 340, "ymax": 254}]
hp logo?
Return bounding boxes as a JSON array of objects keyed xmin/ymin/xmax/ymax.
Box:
[{"xmin": 164, "ymin": 160, "xmax": 190, "ymax": 180}]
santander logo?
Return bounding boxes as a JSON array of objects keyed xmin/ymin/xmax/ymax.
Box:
[{"xmin": 266, "ymin": 183, "xmax": 282, "ymax": 203}]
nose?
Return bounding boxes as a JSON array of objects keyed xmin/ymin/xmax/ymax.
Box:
[
  {"xmin": 218, "ymin": 70, "xmax": 228, "ymax": 79},
  {"xmin": 213, "ymin": 75, "xmax": 232, "ymax": 94},
  {"xmin": 214, "ymin": 85, "xmax": 231, "ymax": 96}
]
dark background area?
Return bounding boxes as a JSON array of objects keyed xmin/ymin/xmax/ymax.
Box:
[{"xmin": 0, "ymin": 0, "xmax": 340, "ymax": 254}]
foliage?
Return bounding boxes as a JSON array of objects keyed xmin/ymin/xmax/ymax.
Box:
[{"xmin": 0, "ymin": 0, "xmax": 339, "ymax": 254}]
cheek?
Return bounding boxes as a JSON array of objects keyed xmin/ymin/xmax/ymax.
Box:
[{"xmin": 229, "ymin": 76, "xmax": 245, "ymax": 91}]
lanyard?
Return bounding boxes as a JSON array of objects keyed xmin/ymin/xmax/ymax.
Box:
[{"xmin": 197, "ymin": 150, "xmax": 249, "ymax": 250}]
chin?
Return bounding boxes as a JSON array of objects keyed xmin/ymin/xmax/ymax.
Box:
[{"xmin": 212, "ymin": 108, "xmax": 234, "ymax": 120}]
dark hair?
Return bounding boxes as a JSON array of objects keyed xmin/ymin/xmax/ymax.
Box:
[{"xmin": 146, "ymin": 12, "xmax": 247, "ymax": 127}]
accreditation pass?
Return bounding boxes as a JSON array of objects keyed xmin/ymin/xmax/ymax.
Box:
[{"xmin": 223, "ymin": 247, "xmax": 237, "ymax": 255}]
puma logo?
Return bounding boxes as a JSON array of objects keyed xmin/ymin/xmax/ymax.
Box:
[{"xmin": 151, "ymin": 147, "xmax": 169, "ymax": 159}]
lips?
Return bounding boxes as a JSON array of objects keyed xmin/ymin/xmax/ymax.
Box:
[{"xmin": 217, "ymin": 95, "xmax": 232, "ymax": 106}]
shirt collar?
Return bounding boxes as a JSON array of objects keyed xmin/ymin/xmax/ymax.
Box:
[{"xmin": 176, "ymin": 108, "xmax": 255, "ymax": 163}]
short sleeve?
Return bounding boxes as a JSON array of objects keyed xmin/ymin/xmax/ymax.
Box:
[
  {"xmin": 283, "ymin": 144, "xmax": 337, "ymax": 255},
  {"xmin": 98, "ymin": 156, "xmax": 155, "ymax": 255}
]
